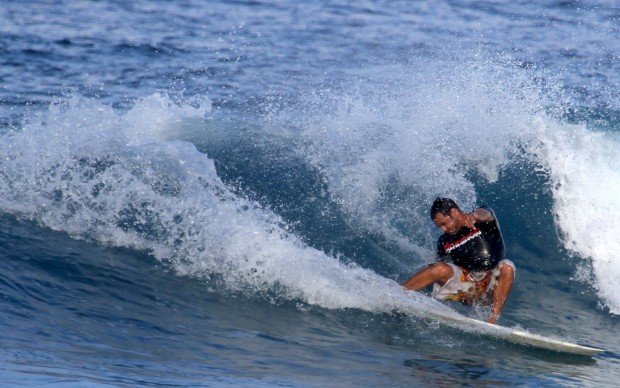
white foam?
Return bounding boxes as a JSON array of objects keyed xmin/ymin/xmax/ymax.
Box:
[
  {"xmin": 294, "ymin": 60, "xmax": 620, "ymax": 315},
  {"xmin": 1, "ymin": 65, "xmax": 617, "ymax": 321},
  {"xmin": 534, "ymin": 118, "xmax": 620, "ymax": 314},
  {"xmin": 0, "ymin": 94, "xmax": 453, "ymax": 319},
  {"xmin": 298, "ymin": 61, "xmax": 541, "ymax": 255}
]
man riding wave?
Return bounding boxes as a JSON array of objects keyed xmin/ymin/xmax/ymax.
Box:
[{"xmin": 403, "ymin": 198, "xmax": 515, "ymax": 324}]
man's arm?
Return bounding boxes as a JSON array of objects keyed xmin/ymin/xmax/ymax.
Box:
[{"xmin": 462, "ymin": 207, "xmax": 494, "ymax": 229}]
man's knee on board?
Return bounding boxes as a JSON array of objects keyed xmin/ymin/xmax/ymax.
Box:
[
  {"xmin": 498, "ymin": 261, "xmax": 515, "ymax": 279},
  {"xmin": 430, "ymin": 262, "xmax": 454, "ymax": 281}
]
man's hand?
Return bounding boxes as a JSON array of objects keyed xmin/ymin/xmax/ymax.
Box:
[
  {"xmin": 463, "ymin": 208, "xmax": 493, "ymax": 230},
  {"xmin": 463, "ymin": 213, "xmax": 477, "ymax": 230}
]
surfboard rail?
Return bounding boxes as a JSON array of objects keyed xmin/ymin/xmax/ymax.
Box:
[{"xmin": 399, "ymin": 303, "xmax": 604, "ymax": 356}]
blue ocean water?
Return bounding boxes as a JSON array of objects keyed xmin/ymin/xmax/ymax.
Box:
[{"xmin": 0, "ymin": 0, "xmax": 619, "ymax": 385}]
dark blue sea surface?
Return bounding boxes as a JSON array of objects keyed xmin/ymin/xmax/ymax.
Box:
[{"xmin": 0, "ymin": 0, "xmax": 619, "ymax": 385}]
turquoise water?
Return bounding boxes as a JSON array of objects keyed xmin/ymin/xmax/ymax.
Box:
[{"xmin": 0, "ymin": 1, "xmax": 619, "ymax": 385}]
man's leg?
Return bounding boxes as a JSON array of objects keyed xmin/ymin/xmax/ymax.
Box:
[
  {"xmin": 487, "ymin": 262, "xmax": 515, "ymax": 324},
  {"xmin": 403, "ymin": 263, "xmax": 454, "ymax": 291}
]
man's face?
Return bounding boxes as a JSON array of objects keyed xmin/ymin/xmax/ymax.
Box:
[{"xmin": 433, "ymin": 209, "xmax": 461, "ymax": 235}]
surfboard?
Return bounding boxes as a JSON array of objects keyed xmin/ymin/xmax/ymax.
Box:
[{"xmin": 398, "ymin": 303, "xmax": 604, "ymax": 356}]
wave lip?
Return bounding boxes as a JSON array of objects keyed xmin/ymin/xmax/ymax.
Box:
[
  {"xmin": 536, "ymin": 118, "xmax": 620, "ymax": 314},
  {"xmin": 0, "ymin": 94, "xmax": 457, "ymax": 322},
  {"xmin": 293, "ymin": 59, "xmax": 620, "ymax": 316},
  {"xmin": 1, "ymin": 66, "xmax": 618, "ymax": 322}
]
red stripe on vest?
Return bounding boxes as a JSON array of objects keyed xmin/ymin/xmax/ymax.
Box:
[{"xmin": 444, "ymin": 228, "xmax": 481, "ymax": 253}]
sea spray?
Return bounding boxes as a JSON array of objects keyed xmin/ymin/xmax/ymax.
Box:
[
  {"xmin": 296, "ymin": 60, "xmax": 543, "ymax": 259},
  {"xmin": 291, "ymin": 59, "xmax": 619, "ymax": 315},
  {"xmin": 0, "ymin": 93, "xmax": 453, "ymax": 317},
  {"xmin": 534, "ymin": 118, "xmax": 620, "ymax": 314},
  {"xmin": 1, "ymin": 61, "xmax": 618, "ymax": 318}
]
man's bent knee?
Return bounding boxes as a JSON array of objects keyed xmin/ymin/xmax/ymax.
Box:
[
  {"xmin": 430, "ymin": 262, "xmax": 454, "ymax": 284},
  {"xmin": 498, "ymin": 261, "xmax": 515, "ymax": 279}
]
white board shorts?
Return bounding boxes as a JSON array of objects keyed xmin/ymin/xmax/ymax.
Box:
[{"xmin": 432, "ymin": 259, "xmax": 515, "ymax": 305}]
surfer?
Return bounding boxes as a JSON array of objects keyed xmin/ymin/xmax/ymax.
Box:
[{"xmin": 403, "ymin": 198, "xmax": 515, "ymax": 324}]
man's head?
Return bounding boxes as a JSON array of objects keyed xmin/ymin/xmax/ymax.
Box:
[{"xmin": 430, "ymin": 197, "xmax": 464, "ymax": 235}]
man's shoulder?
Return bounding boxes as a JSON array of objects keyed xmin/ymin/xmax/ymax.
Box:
[{"xmin": 475, "ymin": 206, "xmax": 496, "ymax": 223}]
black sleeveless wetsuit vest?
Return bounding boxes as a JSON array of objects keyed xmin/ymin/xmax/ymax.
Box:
[{"xmin": 436, "ymin": 207, "xmax": 506, "ymax": 272}]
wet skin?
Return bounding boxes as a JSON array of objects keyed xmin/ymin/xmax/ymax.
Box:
[{"xmin": 403, "ymin": 208, "xmax": 514, "ymax": 324}]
